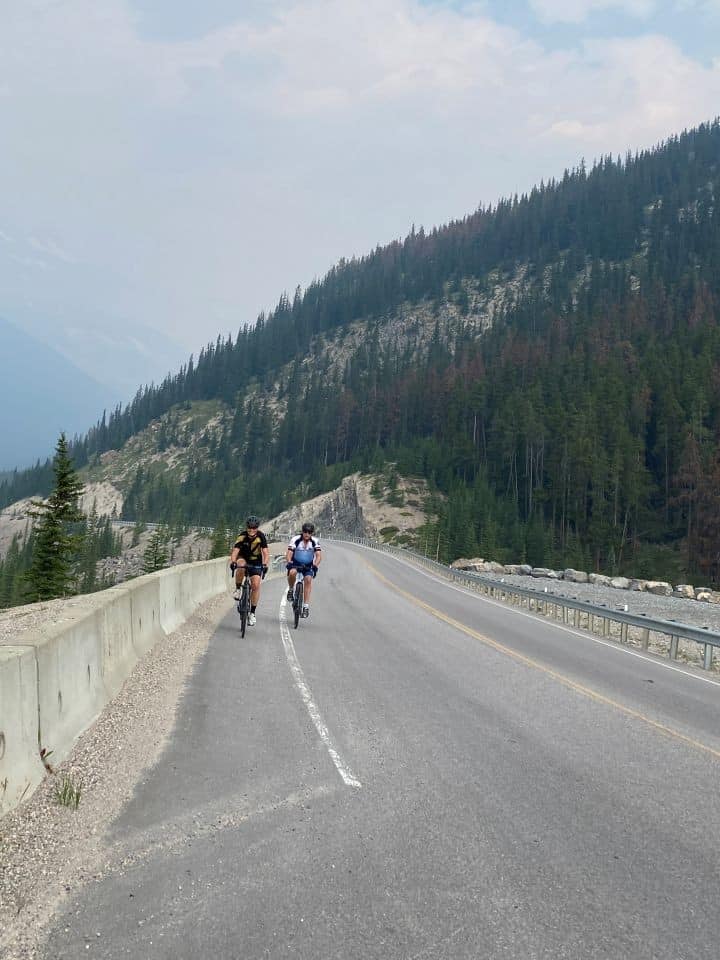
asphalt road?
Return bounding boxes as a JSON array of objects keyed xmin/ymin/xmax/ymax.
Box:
[{"xmin": 44, "ymin": 543, "xmax": 720, "ymax": 959}]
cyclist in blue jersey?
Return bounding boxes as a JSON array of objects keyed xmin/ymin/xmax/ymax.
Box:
[{"xmin": 286, "ymin": 522, "xmax": 322, "ymax": 618}]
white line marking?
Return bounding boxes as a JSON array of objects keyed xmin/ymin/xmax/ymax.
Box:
[
  {"xmin": 351, "ymin": 545, "xmax": 720, "ymax": 688},
  {"xmin": 278, "ymin": 594, "xmax": 362, "ymax": 789}
]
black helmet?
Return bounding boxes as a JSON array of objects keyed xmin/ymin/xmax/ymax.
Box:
[
  {"xmin": 246, "ymin": 515, "xmax": 260, "ymax": 528},
  {"xmin": 301, "ymin": 521, "xmax": 315, "ymax": 534}
]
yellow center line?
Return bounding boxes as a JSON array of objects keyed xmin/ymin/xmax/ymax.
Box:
[{"xmin": 366, "ymin": 559, "xmax": 720, "ymax": 762}]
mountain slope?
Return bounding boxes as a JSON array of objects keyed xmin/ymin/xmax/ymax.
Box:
[
  {"xmin": 0, "ymin": 315, "xmax": 117, "ymax": 470},
  {"xmin": 3, "ymin": 120, "xmax": 720, "ymax": 582}
]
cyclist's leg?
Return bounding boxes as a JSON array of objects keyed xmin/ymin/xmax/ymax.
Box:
[
  {"xmin": 303, "ymin": 569, "xmax": 313, "ymax": 603},
  {"xmin": 287, "ymin": 564, "xmax": 297, "ymax": 596},
  {"xmin": 234, "ymin": 562, "xmax": 248, "ymax": 597},
  {"xmin": 249, "ymin": 571, "xmax": 262, "ymax": 607}
]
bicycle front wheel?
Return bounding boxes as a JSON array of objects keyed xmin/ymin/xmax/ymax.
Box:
[
  {"xmin": 239, "ymin": 581, "xmax": 250, "ymax": 638},
  {"xmin": 293, "ymin": 578, "xmax": 303, "ymax": 629}
]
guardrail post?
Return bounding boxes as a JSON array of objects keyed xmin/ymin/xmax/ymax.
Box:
[
  {"xmin": 620, "ymin": 623, "xmax": 628, "ymax": 644},
  {"xmin": 641, "ymin": 628, "xmax": 649, "ymax": 650},
  {"xmin": 602, "ymin": 617, "xmax": 609, "ymax": 636},
  {"xmin": 704, "ymin": 644, "xmax": 714, "ymax": 670},
  {"xmin": 669, "ymin": 635, "xmax": 679, "ymax": 660}
]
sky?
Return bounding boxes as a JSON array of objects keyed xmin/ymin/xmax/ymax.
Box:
[{"xmin": 1, "ymin": 0, "xmax": 719, "ymax": 397}]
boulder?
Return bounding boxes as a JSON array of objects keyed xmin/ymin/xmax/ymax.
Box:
[
  {"xmin": 696, "ymin": 590, "xmax": 712, "ymax": 602},
  {"xmin": 450, "ymin": 558, "xmax": 483, "ymax": 570},
  {"xmin": 485, "ymin": 561, "xmax": 506, "ymax": 574},
  {"xmin": 589, "ymin": 573, "xmax": 613, "ymax": 587},
  {"xmin": 505, "ymin": 564, "xmax": 532, "ymax": 576},
  {"xmin": 563, "ymin": 568, "xmax": 589, "ymax": 583},
  {"xmin": 610, "ymin": 577, "xmax": 631, "ymax": 590},
  {"xmin": 672, "ymin": 584, "xmax": 695, "ymax": 600},
  {"xmin": 645, "ymin": 581, "xmax": 672, "ymax": 596},
  {"xmin": 628, "ymin": 579, "xmax": 648, "ymax": 591}
]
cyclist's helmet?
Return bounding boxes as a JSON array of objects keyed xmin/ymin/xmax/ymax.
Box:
[
  {"xmin": 301, "ymin": 522, "xmax": 315, "ymax": 534},
  {"xmin": 246, "ymin": 515, "xmax": 260, "ymax": 528}
]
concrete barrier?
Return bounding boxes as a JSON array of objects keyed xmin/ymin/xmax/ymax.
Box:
[
  {"xmin": 0, "ymin": 646, "xmax": 46, "ymax": 818},
  {"xmin": 31, "ymin": 606, "xmax": 110, "ymax": 769},
  {"xmin": 158, "ymin": 566, "xmax": 186, "ymax": 634},
  {"xmin": 0, "ymin": 557, "xmax": 229, "ymax": 820},
  {"xmin": 125, "ymin": 576, "xmax": 164, "ymax": 657}
]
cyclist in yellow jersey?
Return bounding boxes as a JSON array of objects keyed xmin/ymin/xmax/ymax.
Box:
[{"xmin": 230, "ymin": 515, "xmax": 269, "ymax": 626}]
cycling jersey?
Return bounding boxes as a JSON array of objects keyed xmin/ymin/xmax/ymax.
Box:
[
  {"xmin": 234, "ymin": 530, "xmax": 268, "ymax": 564},
  {"xmin": 288, "ymin": 534, "xmax": 321, "ymax": 567}
]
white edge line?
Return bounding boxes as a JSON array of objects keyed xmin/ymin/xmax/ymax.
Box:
[
  {"xmin": 278, "ymin": 594, "xmax": 362, "ymax": 789},
  {"xmin": 354, "ymin": 545, "xmax": 720, "ymax": 689}
]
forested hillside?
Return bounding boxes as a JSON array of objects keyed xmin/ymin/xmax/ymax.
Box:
[{"xmin": 3, "ymin": 120, "xmax": 720, "ymax": 581}]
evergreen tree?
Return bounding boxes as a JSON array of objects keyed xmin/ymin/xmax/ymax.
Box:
[
  {"xmin": 209, "ymin": 516, "xmax": 231, "ymax": 559},
  {"xmin": 24, "ymin": 434, "xmax": 85, "ymax": 602},
  {"xmin": 142, "ymin": 529, "xmax": 169, "ymax": 573}
]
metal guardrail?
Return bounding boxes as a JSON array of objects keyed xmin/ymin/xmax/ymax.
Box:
[{"xmin": 331, "ymin": 537, "xmax": 720, "ymax": 671}]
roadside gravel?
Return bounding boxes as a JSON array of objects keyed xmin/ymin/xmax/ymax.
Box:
[
  {"xmin": 0, "ymin": 589, "xmax": 234, "ymax": 960},
  {"xmin": 490, "ymin": 572, "xmax": 720, "ymax": 631}
]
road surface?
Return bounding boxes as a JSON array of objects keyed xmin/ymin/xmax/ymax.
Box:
[{"xmin": 43, "ymin": 542, "xmax": 720, "ymax": 959}]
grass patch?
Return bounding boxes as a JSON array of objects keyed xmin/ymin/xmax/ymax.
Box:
[{"xmin": 53, "ymin": 775, "xmax": 83, "ymax": 810}]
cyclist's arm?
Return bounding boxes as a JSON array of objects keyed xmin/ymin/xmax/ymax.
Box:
[
  {"xmin": 230, "ymin": 542, "xmax": 242, "ymax": 564},
  {"xmin": 257, "ymin": 531, "xmax": 270, "ymax": 567},
  {"xmin": 313, "ymin": 545, "xmax": 322, "ymax": 567}
]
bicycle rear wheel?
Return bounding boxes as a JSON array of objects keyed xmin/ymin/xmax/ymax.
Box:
[{"xmin": 293, "ymin": 578, "xmax": 303, "ymax": 629}]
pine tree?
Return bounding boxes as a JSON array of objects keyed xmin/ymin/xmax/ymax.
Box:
[
  {"xmin": 24, "ymin": 434, "xmax": 85, "ymax": 601},
  {"xmin": 142, "ymin": 529, "xmax": 169, "ymax": 573},
  {"xmin": 209, "ymin": 516, "xmax": 231, "ymax": 559}
]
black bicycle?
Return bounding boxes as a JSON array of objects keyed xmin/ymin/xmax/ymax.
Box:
[
  {"xmin": 236, "ymin": 574, "xmax": 252, "ymax": 638},
  {"xmin": 291, "ymin": 566, "xmax": 312, "ymax": 629}
]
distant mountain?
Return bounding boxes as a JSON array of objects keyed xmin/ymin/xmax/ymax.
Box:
[
  {"xmin": 7, "ymin": 303, "xmax": 187, "ymax": 401},
  {"xmin": 0, "ymin": 315, "xmax": 117, "ymax": 469},
  {"xmin": 3, "ymin": 120, "xmax": 720, "ymax": 584}
]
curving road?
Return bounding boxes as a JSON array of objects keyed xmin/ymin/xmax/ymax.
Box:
[{"xmin": 44, "ymin": 542, "xmax": 720, "ymax": 959}]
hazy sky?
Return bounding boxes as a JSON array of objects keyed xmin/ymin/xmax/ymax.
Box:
[{"xmin": 1, "ymin": 0, "xmax": 719, "ymax": 386}]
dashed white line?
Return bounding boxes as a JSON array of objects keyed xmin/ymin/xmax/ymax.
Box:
[{"xmin": 278, "ymin": 594, "xmax": 362, "ymax": 789}]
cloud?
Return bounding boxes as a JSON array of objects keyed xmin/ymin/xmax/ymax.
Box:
[
  {"xmin": 539, "ymin": 34, "xmax": 720, "ymax": 146},
  {"xmin": 0, "ymin": 0, "xmax": 719, "ymax": 367},
  {"xmin": 28, "ymin": 236, "xmax": 78, "ymax": 264},
  {"xmin": 529, "ymin": 0, "xmax": 656, "ymax": 22}
]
